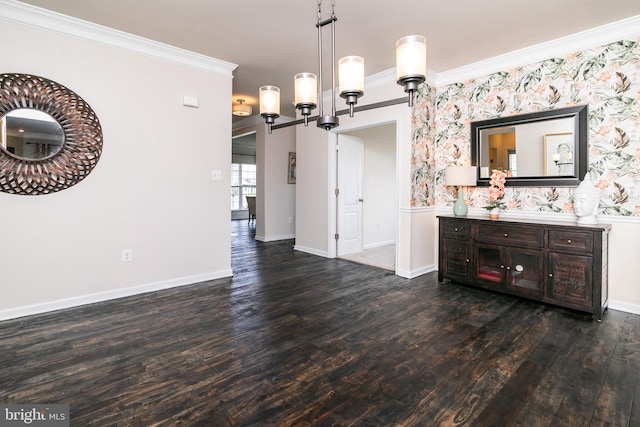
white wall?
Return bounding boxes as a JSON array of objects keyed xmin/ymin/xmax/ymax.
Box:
[
  {"xmin": 263, "ymin": 126, "xmax": 296, "ymax": 241},
  {"xmin": 347, "ymin": 124, "xmax": 397, "ymax": 248},
  {"xmin": 0, "ymin": 11, "xmax": 235, "ymax": 319}
]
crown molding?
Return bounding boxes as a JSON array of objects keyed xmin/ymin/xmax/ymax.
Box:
[
  {"xmin": 436, "ymin": 15, "xmax": 640, "ymax": 86},
  {"xmin": 366, "ymin": 16, "xmax": 640, "ymax": 91},
  {"xmin": 0, "ymin": 0, "xmax": 237, "ymax": 76}
]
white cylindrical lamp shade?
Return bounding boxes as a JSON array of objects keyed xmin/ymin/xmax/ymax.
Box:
[
  {"xmin": 259, "ymin": 86, "xmax": 280, "ymax": 116},
  {"xmin": 338, "ymin": 56, "xmax": 364, "ymax": 95},
  {"xmin": 294, "ymin": 73, "xmax": 317, "ymax": 107},
  {"xmin": 445, "ymin": 166, "xmax": 477, "ymax": 186},
  {"xmin": 395, "ymin": 35, "xmax": 427, "ymax": 81}
]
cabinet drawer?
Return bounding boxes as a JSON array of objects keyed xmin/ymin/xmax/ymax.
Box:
[
  {"xmin": 475, "ymin": 224, "xmax": 544, "ymax": 248},
  {"xmin": 441, "ymin": 220, "xmax": 471, "ymax": 240},
  {"xmin": 549, "ymin": 230, "xmax": 593, "ymax": 253}
]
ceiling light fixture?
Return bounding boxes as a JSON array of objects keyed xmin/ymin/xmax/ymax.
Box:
[
  {"xmin": 260, "ymin": 0, "xmax": 426, "ymax": 133},
  {"xmin": 232, "ymin": 98, "xmax": 252, "ymax": 117}
]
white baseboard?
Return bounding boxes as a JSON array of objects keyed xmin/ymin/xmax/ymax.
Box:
[
  {"xmin": 255, "ymin": 233, "xmax": 295, "ymax": 242},
  {"xmin": 0, "ymin": 269, "xmax": 233, "ymax": 322},
  {"xmin": 294, "ymin": 245, "xmax": 330, "ymax": 258},
  {"xmin": 608, "ymin": 300, "xmax": 640, "ymax": 316},
  {"xmin": 396, "ymin": 264, "xmax": 437, "ymax": 279}
]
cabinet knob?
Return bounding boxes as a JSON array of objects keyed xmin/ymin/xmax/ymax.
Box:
[
  {"xmin": 549, "ymin": 273, "xmax": 553, "ymax": 277},
  {"xmin": 465, "ymin": 259, "xmax": 470, "ymax": 263},
  {"xmin": 567, "ymin": 239, "xmax": 572, "ymax": 244},
  {"xmin": 500, "ymin": 265, "xmax": 505, "ymax": 269},
  {"xmin": 504, "ymin": 233, "xmax": 508, "ymax": 237},
  {"xmin": 454, "ymin": 228, "xmax": 458, "ymax": 232},
  {"xmin": 506, "ymin": 266, "xmax": 511, "ymax": 270}
]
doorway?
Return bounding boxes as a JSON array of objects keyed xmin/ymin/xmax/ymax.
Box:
[
  {"xmin": 335, "ymin": 123, "xmax": 397, "ymax": 271},
  {"xmin": 231, "ymin": 132, "xmax": 257, "ymax": 223}
]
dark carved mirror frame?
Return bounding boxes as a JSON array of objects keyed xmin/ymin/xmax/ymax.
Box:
[{"xmin": 0, "ymin": 73, "xmax": 103, "ymax": 195}]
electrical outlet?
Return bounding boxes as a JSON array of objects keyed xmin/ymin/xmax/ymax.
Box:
[
  {"xmin": 288, "ymin": 217, "xmax": 292, "ymax": 223},
  {"xmin": 121, "ymin": 249, "xmax": 133, "ymax": 262},
  {"xmin": 211, "ymin": 170, "xmax": 222, "ymax": 180}
]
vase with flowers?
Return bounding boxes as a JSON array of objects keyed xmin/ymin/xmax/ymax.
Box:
[{"xmin": 484, "ymin": 168, "xmax": 508, "ymax": 219}]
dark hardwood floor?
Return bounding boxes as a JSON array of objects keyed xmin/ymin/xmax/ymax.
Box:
[{"xmin": 2, "ymin": 220, "xmax": 640, "ymax": 426}]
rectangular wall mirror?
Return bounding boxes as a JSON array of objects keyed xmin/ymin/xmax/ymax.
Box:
[{"xmin": 470, "ymin": 105, "xmax": 588, "ymax": 187}]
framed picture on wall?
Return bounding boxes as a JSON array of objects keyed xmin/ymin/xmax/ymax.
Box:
[
  {"xmin": 288, "ymin": 152, "xmax": 296, "ymax": 184},
  {"xmin": 543, "ymin": 133, "xmax": 574, "ymax": 176}
]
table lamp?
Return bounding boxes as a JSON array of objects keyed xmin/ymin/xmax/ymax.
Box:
[{"xmin": 445, "ymin": 166, "xmax": 477, "ymax": 217}]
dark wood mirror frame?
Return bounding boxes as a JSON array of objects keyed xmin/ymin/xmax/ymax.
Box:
[
  {"xmin": 0, "ymin": 73, "xmax": 103, "ymax": 195},
  {"xmin": 470, "ymin": 105, "xmax": 588, "ymax": 187}
]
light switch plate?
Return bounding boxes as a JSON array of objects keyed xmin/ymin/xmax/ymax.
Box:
[{"xmin": 183, "ymin": 95, "xmax": 199, "ymax": 108}]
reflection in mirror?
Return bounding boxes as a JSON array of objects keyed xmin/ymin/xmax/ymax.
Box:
[
  {"xmin": 1, "ymin": 109, "xmax": 64, "ymax": 159},
  {"xmin": 471, "ymin": 105, "xmax": 588, "ymax": 187},
  {"xmin": 478, "ymin": 117, "xmax": 574, "ymax": 178}
]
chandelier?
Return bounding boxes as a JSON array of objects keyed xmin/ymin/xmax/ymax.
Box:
[{"xmin": 259, "ymin": 1, "xmax": 426, "ymax": 133}]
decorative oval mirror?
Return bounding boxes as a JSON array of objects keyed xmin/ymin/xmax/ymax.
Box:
[
  {"xmin": 0, "ymin": 73, "xmax": 103, "ymax": 195},
  {"xmin": 1, "ymin": 109, "xmax": 65, "ymax": 159}
]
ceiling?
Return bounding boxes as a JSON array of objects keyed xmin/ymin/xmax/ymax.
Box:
[{"xmin": 18, "ymin": 0, "xmax": 640, "ymax": 121}]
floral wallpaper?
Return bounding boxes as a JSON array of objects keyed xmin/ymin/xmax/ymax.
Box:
[{"xmin": 410, "ymin": 37, "xmax": 640, "ymax": 217}]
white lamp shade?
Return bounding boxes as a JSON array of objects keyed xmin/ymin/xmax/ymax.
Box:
[
  {"xmin": 294, "ymin": 73, "xmax": 317, "ymax": 106},
  {"xmin": 395, "ymin": 35, "xmax": 427, "ymax": 81},
  {"xmin": 259, "ymin": 85, "xmax": 280, "ymax": 115},
  {"xmin": 445, "ymin": 166, "xmax": 477, "ymax": 186},
  {"xmin": 338, "ymin": 56, "xmax": 364, "ymax": 94}
]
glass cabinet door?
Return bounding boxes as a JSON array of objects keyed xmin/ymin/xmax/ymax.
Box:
[
  {"xmin": 475, "ymin": 244, "xmax": 503, "ymax": 288},
  {"xmin": 505, "ymin": 249, "xmax": 544, "ymax": 297}
]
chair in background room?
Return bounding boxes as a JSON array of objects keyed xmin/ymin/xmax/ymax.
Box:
[{"xmin": 246, "ymin": 195, "xmax": 256, "ymax": 225}]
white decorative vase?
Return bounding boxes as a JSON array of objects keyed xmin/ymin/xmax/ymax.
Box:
[{"xmin": 489, "ymin": 208, "xmax": 500, "ymax": 220}]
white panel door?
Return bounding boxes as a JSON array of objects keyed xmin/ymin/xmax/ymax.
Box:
[{"xmin": 337, "ymin": 134, "xmax": 364, "ymax": 256}]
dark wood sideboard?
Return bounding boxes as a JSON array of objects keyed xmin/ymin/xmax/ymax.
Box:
[{"xmin": 437, "ymin": 215, "xmax": 611, "ymax": 320}]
